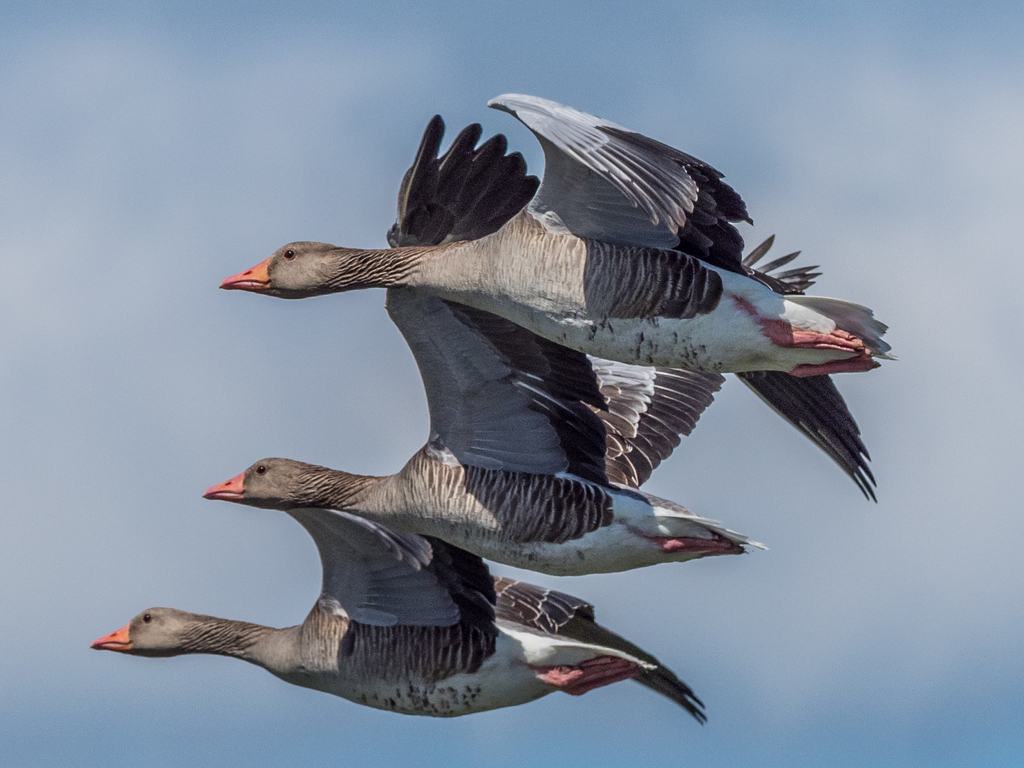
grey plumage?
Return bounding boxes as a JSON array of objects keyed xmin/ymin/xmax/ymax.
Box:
[{"xmin": 385, "ymin": 109, "xmax": 878, "ymax": 498}]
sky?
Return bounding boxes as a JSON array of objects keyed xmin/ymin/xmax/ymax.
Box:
[{"xmin": 1, "ymin": 1, "xmax": 1023, "ymax": 765}]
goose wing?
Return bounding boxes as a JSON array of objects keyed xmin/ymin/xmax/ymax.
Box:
[
  {"xmin": 589, "ymin": 360, "xmax": 725, "ymax": 488},
  {"xmin": 386, "ymin": 288, "xmax": 610, "ymax": 484},
  {"xmin": 386, "ymin": 121, "xmax": 608, "ymax": 484},
  {"xmin": 493, "ymin": 577, "xmax": 705, "ymax": 721},
  {"xmin": 488, "ymin": 93, "xmax": 749, "ymax": 270},
  {"xmin": 288, "ymin": 508, "xmax": 496, "ymax": 629},
  {"xmin": 387, "ymin": 115, "xmax": 538, "ymax": 247}
]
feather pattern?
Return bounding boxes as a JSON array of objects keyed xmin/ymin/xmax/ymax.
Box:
[
  {"xmin": 741, "ymin": 234, "xmax": 821, "ymax": 294},
  {"xmin": 401, "ymin": 446, "xmax": 614, "ymax": 545},
  {"xmin": 736, "ymin": 370, "xmax": 876, "ymax": 500},
  {"xmin": 590, "ymin": 361, "xmax": 725, "ymax": 487},
  {"xmin": 735, "ymin": 237, "xmax": 874, "ymax": 499},
  {"xmin": 582, "ymin": 240, "xmax": 723, "ymax": 319},
  {"xmin": 340, "ymin": 617, "xmax": 497, "ymax": 684},
  {"xmin": 387, "ymin": 288, "xmax": 609, "ymax": 485},
  {"xmin": 287, "ymin": 508, "xmax": 496, "ymax": 628},
  {"xmin": 488, "ymin": 93, "xmax": 749, "ymax": 263},
  {"xmin": 388, "ymin": 116, "xmax": 539, "ymax": 248}
]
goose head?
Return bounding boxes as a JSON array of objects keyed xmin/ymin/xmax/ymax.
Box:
[
  {"xmin": 220, "ymin": 241, "xmax": 412, "ymax": 297},
  {"xmin": 91, "ymin": 608, "xmax": 195, "ymax": 657},
  {"xmin": 203, "ymin": 458, "xmax": 342, "ymax": 511}
]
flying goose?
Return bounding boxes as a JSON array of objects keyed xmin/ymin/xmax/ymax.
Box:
[
  {"xmin": 204, "ymin": 298, "xmax": 760, "ymax": 575},
  {"xmin": 221, "ymin": 98, "xmax": 888, "ymax": 497},
  {"xmin": 92, "ymin": 508, "xmax": 706, "ymax": 719}
]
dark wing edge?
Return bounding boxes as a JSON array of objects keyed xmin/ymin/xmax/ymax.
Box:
[
  {"xmin": 294, "ymin": 508, "xmax": 498, "ymax": 630},
  {"xmin": 596, "ymin": 127, "xmax": 751, "ymax": 275},
  {"xmin": 388, "ymin": 115, "xmax": 539, "ymax": 248},
  {"xmin": 737, "ymin": 371, "xmax": 876, "ymax": 501},
  {"xmin": 386, "ymin": 289, "xmax": 610, "ymax": 484},
  {"xmin": 441, "ymin": 301, "xmax": 611, "ymax": 485},
  {"xmin": 421, "ymin": 536, "xmax": 498, "ymax": 633},
  {"xmin": 494, "ymin": 577, "xmax": 705, "ymax": 722},
  {"xmin": 742, "ymin": 234, "xmax": 821, "ymax": 294}
]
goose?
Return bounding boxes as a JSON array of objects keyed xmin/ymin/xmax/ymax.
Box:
[
  {"xmin": 203, "ymin": 300, "xmax": 761, "ymax": 575},
  {"xmin": 221, "ymin": 98, "xmax": 889, "ymax": 497},
  {"xmin": 92, "ymin": 508, "xmax": 706, "ymax": 720}
]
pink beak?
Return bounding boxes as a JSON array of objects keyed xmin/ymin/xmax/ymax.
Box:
[
  {"xmin": 220, "ymin": 258, "xmax": 271, "ymax": 291},
  {"xmin": 203, "ymin": 472, "xmax": 246, "ymax": 501},
  {"xmin": 91, "ymin": 623, "xmax": 132, "ymax": 652}
]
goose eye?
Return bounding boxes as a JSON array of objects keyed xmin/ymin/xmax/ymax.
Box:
[
  {"xmin": 143, "ymin": 613, "xmax": 152, "ymax": 623},
  {"xmin": 255, "ymin": 465, "xmax": 267, "ymax": 475},
  {"xmin": 282, "ymin": 249, "xmax": 296, "ymax": 261}
]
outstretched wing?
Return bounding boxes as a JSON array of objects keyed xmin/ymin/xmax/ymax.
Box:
[
  {"xmin": 589, "ymin": 360, "xmax": 725, "ymax": 488},
  {"xmin": 488, "ymin": 93, "xmax": 749, "ymax": 271},
  {"xmin": 386, "ymin": 288, "xmax": 610, "ymax": 485},
  {"xmin": 288, "ymin": 508, "xmax": 496, "ymax": 630},
  {"xmin": 386, "ymin": 117, "xmax": 608, "ymax": 485},
  {"xmin": 736, "ymin": 370, "xmax": 876, "ymax": 500}
]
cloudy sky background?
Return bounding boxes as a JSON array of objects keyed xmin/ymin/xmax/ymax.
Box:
[{"xmin": 2, "ymin": 1, "xmax": 1023, "ymax": 765}]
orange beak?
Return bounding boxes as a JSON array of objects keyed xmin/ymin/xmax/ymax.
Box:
[
  {"xmin": 220, "ymin": 258, "xmax": 271, "ymax": 291},
  {"xmin": 203, "ymin": 472, "xmax": 246, "ymax": 501},
  {"xmin": 91, "ymin": 623, "xmax": 132, "ymax": 652}
]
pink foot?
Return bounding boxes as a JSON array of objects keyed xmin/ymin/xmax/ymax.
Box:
[
  {"xmin": 532, "ymin": 656, "xmax": 640, "ymax": 695},
  {"xmin": 647, "ymin": 531, "xmax": 744, "ymax": 556},
  {"xmin": 732, "ymin": 296, "xmax": 878, "ymax": 372},
  {"xmin": 789, "ymin": 357, "xmax": 881, "ymax": 377}
]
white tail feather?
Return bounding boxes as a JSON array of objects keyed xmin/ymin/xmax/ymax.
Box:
[
  {"xmin": 628, "ymin": 492, "xmax": 768, "ymax": 550},
  {"xmin": 787, "ymin": 295, "xmax": 894, "ymax": 359},
  {"xmin": 500, "ymin": 625, "xmax": 657, "ymax": 669}
]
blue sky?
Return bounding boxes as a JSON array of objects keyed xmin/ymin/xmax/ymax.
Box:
[{"xmin": 2, "ymin": 1, "xmax": 1023, "ymax": 765}]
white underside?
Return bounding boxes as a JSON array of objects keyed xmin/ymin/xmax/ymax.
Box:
[
  {"xmin": 416, "ymin": 211, "xmax": 890, "ymax": 372},
  {"xmin": 289, "ymin": 628, "xmax": 640, "ymax": 717},
  {"xmin": 503, "ymin": 270, "xmax": 871, "ymax": 372},
  {"xmin": 443, "ymin": 486, "xmax": 760, "ymax": 576}
]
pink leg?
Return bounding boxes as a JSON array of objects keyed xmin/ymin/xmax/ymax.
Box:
[
  {"xmin": 646, "ymin": 532, "xmax": 744, "ymax": 556},
  {"xmin": 732, "ymin": 296, "xmax": 877, "ymax": 376},
  {"xmin": 532, "ymin": 656, "xmax": 640, "ymax": 695},
  {"xmin": 789, "ymin": 357, "xmax": 881, "ymax": 377}
]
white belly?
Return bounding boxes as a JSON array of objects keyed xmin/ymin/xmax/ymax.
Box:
[
  {"xmin": 505, "ymin": 276, "xmax": 853, "ymax": 372},
  {"xmin": 305, "ymin": 634, "xmax": 550, "ymax": 717},
  {"xmin": 421, "ymin": 488, "xmax": 754, "ymax": 576}
]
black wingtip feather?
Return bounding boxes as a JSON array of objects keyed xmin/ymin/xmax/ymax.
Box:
[
  {"xmin": 391, "ymin": 116, "xmax": 537, "ymax": 247},
  {"xmin": 737, "ymin": 371, "xmax": 877, "ymax": 501}
]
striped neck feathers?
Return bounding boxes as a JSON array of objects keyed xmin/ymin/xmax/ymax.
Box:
[
  {"xmin": 320, "ymin": 246, "xmax": 427, "ymax": 292},
  {"xmin": 291, "ymin": 465, "xmax": 382, "ymax": 511},
  {"xmin": 268, "ymin": 245, "xmax": 434, "ymax": 297}
]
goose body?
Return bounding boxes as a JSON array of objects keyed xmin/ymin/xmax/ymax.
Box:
[
  {"xmin": 407, "ymin": 210, "xmax": 883, "ymax": 375},
  {"xmin": 264, "ymin": 611, "xmax": 556, "ymax": 716},
  {"xmin": 207, "ymin": 448, "xmax": 751, "ymax": 576},
  {"xmin": 221, "ymin": 94, "xmax": 889, "ymax": 496},
  {"xmin": 93, "ymin": 511, "xmax": 706, "ymax": 719}
]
